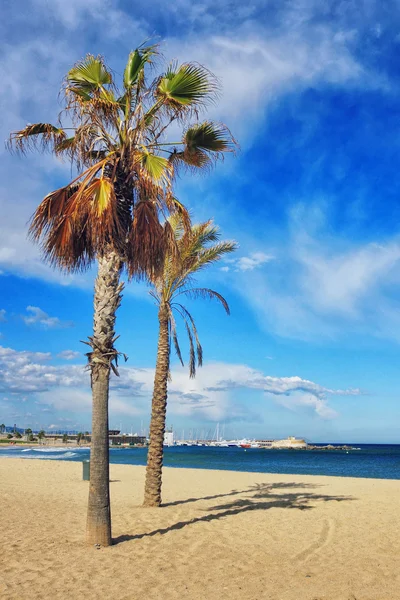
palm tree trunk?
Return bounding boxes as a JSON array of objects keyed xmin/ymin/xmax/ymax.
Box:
[
  {"xmin": 143, "ymin": 303, "xmax": 170, "ymax": 507},
  {"xmin": 86, "ymin": 247, "xmax": 123, "ymax": 546}
]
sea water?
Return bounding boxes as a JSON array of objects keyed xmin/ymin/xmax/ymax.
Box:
[{"xmin": 1, "ymin": 444, "xmax": 400, "ymax": 480}]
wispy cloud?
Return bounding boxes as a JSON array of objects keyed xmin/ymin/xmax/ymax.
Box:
[
  {"xmin": 57, "ymin": 350, "xmax": 81, "ymax": 360},
  {"xmin": 223, "ymin": 252, "xmax": 274, "ymax": 272},
  {"xmin": 22, "ymin": 306, "xmax": 73, "ymax": 330},
  {"xmin": 229, "ymin": 202, "xmax": 400, "ymax": 341},
  {"xmin": 0, "ymin": 309, "xmax": 6, "ymax": 322}
]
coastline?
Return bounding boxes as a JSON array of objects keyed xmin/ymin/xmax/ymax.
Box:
[
  {"xmin": 1, "ymin": 443, "xmax": 400, "ymax": 481},
  {"xmin": 1, "ymin": 458, "xmax": 399, "ymax": 599}
]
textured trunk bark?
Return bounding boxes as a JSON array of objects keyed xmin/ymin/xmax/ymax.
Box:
[
  {"xmin": 86, "ymin": 248, "xmax": 123, "ymax": 546},
  {"xmin": 143, "ymin": 303, "xmax": 170, "ymax": 507}
]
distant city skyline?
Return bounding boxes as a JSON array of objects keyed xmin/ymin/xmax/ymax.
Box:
[{"xmin": 1, "ymin": 0, "xmax": 400, "ymax": 443}]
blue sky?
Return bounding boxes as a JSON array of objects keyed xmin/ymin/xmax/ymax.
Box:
[{"xmin": 1, "ymin": 0, "xmax": 400, "ymax": 442}]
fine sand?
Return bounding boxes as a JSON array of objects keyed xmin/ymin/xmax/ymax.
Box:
[{"xmin": 0, "ymin": 459, "xmax": 399, "ymax": 600}]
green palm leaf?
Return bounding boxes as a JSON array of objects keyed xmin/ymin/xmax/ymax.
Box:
[
  {"xmin": 185, "ymin": 122, "xmax": 233, "ymax": 152},
  {"xmin": 124, "ymin": 45, "xmax": 157, "ymax": 89},
  {"xmin": 156, "ymin": 63, "xmax": 217, "ymax": 108},
  {"xmin": 135, "ymin": 151, "xmax": 173, "ymax": 185},
  {"xmin": 68, "ymin": 55, "xmax": 112, "ymax": 91},
  {"xmin": 171, "ymin": 122, "xmax": 235, "ymax": 168}
]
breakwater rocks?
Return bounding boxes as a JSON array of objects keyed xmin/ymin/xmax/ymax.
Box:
[{"xmin": 307, "ymin": 444, "xmax": 354, "ymax": 451}]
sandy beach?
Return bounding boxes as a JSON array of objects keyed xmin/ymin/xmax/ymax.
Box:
[{"xmin": 0, "ymin": 459, "xmax": 399, "ymax": 600}]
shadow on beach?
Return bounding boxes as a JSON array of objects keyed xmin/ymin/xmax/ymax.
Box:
[{"xmin": 113, "ymin": 481, "xmax": 354, "ymax": 545}]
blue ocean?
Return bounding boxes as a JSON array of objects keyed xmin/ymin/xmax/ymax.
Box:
[{"xmin": 2, "ymin": 444, "xmax": 400, "ymax": 480}]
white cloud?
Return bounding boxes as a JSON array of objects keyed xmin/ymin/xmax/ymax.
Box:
[
  {"xmin": 271, "ymin": 391, "xmax": 339, "ymax": 419},
  {"xmin": 164, "ymin": 15, "xmax": 368, "ymax": 143},
  {"xmin": 0, "ymin": 345, "xmax": 360, "ymax": 422},
  {"xmin": 237, "ymin": 253, "xmax": 275, "ymax": 271},
  {"xmin": 298, "ymin": 240, "xmax": 400, "ymax": 317},
  {"xmin": 232, "ymin": 205, "xmax": 400, "ymax": 341},
  {"xmin": 0, "ymin": 346, "xmax": 51, "ymax": 365},
  {"xmin": 0, "ymin": 309, "xmax": 6, "ymax": 322},
  {"xmin": 22, "ymin": 306, "xmax": 73, "ymax": 329},
  {"xmin": 222, "ymin": 252, "xmax": 274, "ymax": 272},
  {"xmin": 57, "ymin": 350, "xmax": 81, "ymax": 361}
]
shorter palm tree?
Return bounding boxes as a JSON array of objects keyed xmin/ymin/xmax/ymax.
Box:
[{"xmin": 143, "ymin": 216, "xmax": 237, "ymax": 506}]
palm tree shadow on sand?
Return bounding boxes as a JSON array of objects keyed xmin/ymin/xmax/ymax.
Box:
[{"xmin": 113, "ymin": 481, "xmax": 354, "ymax": 545}]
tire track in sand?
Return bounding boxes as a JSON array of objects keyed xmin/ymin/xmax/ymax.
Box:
[{"xmin": 293, "ymin": 518, "xmax": 335, "ymax": 563}]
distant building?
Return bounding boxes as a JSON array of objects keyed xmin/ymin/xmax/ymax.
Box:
[
  {"xmin": 271, "ymin": 436, "xmax": 307, "ymax": 449},
  {"xmin": 163, "ymin": 430, "xmax": 174, "ymax": 446},
  {"xmin": 109, "ymin": 434, "xmax": 146, "ymax": 446},
  {"xmin": 256, "ymin": 439, "xmax": 274, "ymax": 448}
]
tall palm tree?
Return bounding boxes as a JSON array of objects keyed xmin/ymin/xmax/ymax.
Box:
[
  {"xmin": 9, "ymin": 45, "xmax": 234, "ymax": 546},
  {"xmin": 143, "ymin": 216, "xmax": 237, "ymax": 507}
]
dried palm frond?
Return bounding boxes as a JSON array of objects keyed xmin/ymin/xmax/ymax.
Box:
[
  {"xmin": 9, "ymin": 123, "xmax": 66, "ymax": 154},
  {"xmin": 127, "ymin": 201, "xmax": 165, "ymax": 279}
]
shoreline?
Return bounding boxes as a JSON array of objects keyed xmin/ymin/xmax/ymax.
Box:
[{"xmin": 0, "ymin": 454, "xmax": 400, "ymax": 484}]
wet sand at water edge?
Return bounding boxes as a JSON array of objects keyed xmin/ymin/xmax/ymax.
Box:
[{"xmin": 0, "ymin": 458, "xmax": 399, "ymax": 600}]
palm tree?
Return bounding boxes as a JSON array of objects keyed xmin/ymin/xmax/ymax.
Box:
[
  {"xmin": 9, "ymin": 45, "xmax": 234, "ymax": 546},
  {"xmin": 143, "ymin": 217, "xmax": 237, "ymax": 506}
]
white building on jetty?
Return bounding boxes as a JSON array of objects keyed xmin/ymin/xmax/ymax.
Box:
[{"xmin": 271, "ymin": 436, "xmax": 307, "ymax": 449}]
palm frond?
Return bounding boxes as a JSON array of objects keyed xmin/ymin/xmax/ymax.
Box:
[
  {"xmin": 29, "ymin": 184, "xmax": 79, "ymax": 242},
  {"xmin": 156, "ymin": 63, "xmax": 218, "ymax": 109},
  {"xmin": 127, "ymin": 201, "xmax": 165, "ymax": 280},
  {"xmin": 165, "ymin": 196, "xmax": 192, "ymax": 232},
  {"xmin": 54, "ymin": 136, "xmax": 77, "ymax": 153},
  {"xmin": 67, "ymin": 55, "xmax": 112, "ymax": 92},
  {"xmin": 179, "ymin": 315, "xmax": 196, "ymax": 378},
  {"xmin": 184, "ymin": 221, "xmax": 220, "ymax": 252},
  {"xmin": 134, "ymin": 150, "xmax": 173, "ymax": 186},
  {"xmin": 169, "ymin": 312, "xmax": 184, "ymax": 367},
  {"xmin": 31, "ymin": 186, "xmax": 96, "ymax": 273},
  {"xmin": 123, "ymin": 45, "xmax": 157, "ymax": 89},
  {"xmin": 189, "ymin": 241, "xmax": 238, "ymax": 271},
  {"xmin": 29, "ymin": 174, "xmax": 125, "ymax": 272},
  {"xmin": 171, "ymin": 122, "xmax": 235, "ymax": 169},
  {"xmin": 8, "ymin": 123, "xmax": 66, "ymax": 153},
  {"xmin": 174, "ymin": 303, "xmax": 203, "ymax": 367},
  {"xmin": 178, "ymin": 288, "xmax": 230, "ymax": 315}
]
